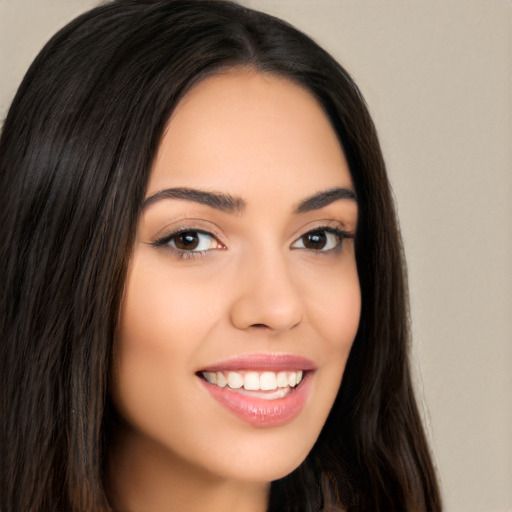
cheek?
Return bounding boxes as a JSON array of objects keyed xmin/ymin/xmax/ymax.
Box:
[
  {"xmin": 117, "ymin": 251, "xmax": 222, "ymax": 353},
  {"xmin": 112, "ymin": 252, "xmax": 220, "ymax": 424},
  {"xmin": 306, "ymin": 261, "xmax": 360, "ymax": 391},
  {"xmin": 301, "ymin": 256, "xmax": 361, "ymax": 351},
  {"xmin": 320, "ymin": 286, "xmax": 360, "ymax": 345},
  {"xmin": 296, "ymin": 256, "xmax": 361, "ymax": 415}
]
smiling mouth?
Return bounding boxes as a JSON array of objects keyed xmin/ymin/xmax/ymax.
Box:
[
  {"xmin": 198, "ymin": 370, "xmax": 305, "ymax": 400},
  {"xmin": 197, "ymin": 367, "xmax": 313, "ymax": 426},
  {"xmin": 196, "ymin": 354, "xmax": 315, "ymax": 426}
]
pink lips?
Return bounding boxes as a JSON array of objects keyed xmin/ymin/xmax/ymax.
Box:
[{"xmin": 198, "ymin": 354, "xmax": 316, "ymax": 427}]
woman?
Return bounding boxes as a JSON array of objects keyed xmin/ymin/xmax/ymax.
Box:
[{"xmin": 0, "ymin": 1, "xmax": 442, "ymax": 511}]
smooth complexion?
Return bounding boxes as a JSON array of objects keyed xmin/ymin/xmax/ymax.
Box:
[{"xmin": 110, "ymin": 69, "xmax": 360, "ymax": 512}]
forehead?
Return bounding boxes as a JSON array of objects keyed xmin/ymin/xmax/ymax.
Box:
[{"xmin": 148, "ymin": 69, "xmax": 352, "ymax": 200}]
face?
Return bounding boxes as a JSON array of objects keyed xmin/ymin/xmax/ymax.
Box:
[{"xmin": 112, "ymin": 70, "xmax": 360, "ymax": 486}]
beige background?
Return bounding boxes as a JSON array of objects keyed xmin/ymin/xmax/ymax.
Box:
[{"xmin": 1, "ymin": 1, "xmax": 511, "ymax": 510}]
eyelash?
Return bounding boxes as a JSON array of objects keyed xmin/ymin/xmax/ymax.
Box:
[
  {"xmin": 290, "ymin": 227, "xmax": 352, "ymax": 254},
  {"xmin": 152, "ymin": 226, "xmax": 352, "ymax": 259},
  {"xmin": 152, "ymin": 228, "xmax": 224, "ymax": 259}
]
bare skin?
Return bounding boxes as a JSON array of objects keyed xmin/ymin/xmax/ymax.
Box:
[{"xmin": 109, "ymin": 69, "xmax": 360, "ymax": 512}]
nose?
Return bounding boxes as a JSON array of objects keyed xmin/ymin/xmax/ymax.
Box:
[{"xmin": 229, "ymin": 249, "xmax": 305, "ymax": 333}]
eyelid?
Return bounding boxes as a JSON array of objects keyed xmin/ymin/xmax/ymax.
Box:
[
  {"xmin": 150, "ymin": 216, "xmax": 226, "ymax": 240},
  {"xmin": 290, "ymin": 225, "xmax": 353, "ymax": 253},
  {"xmin": 151, "ymin": 226, "xmax": 226, "ymax": 259},
  {"xmin": 291, "ymin": 219, "xmax": 353, "ymax": 240}
]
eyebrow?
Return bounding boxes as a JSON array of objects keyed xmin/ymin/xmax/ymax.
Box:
[
  {"xmin": 143, "ymin": 187, "xmax": 246, "ymax": 214},
  {"xmin": 142, "ymin": 185, "xmax": 357, "ymax": 215},
  {"xmin": 295, "ymin": 187, "xmax": 357, "ymax": 213}
]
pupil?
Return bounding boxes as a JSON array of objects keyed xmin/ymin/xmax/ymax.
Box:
[
  {"xmin": 176, "ymin": 232, "xmax": 199, "ymax": 250},
  {"xmin": 304, "ymin": 231, "xmax": 326, "ymax": 249}
]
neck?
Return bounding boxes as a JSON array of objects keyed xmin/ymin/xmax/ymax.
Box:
[{"xmin": 107, "ymin": 424, "xmax": 270, "ymax": 512}]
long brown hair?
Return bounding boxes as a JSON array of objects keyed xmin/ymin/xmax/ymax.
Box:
[{"xmin": 0, "ymin": 1, "xmax": 442, "ymax": 510}]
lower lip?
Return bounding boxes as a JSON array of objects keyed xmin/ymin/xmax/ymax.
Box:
[{"xmin": 200, "ymin": 372, "xmax": 313, "ymax": 427}]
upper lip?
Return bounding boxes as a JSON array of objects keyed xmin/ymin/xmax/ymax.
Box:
[{"xmin": 198, "ymin": 353, "xmax": 317, "ymax": 372}]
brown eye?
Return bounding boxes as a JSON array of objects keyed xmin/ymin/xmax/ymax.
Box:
[
  {"xmin": 302, "ymin": 231, "xmax": 327, "ymax": 250},
  {"xmin": 174, "ymin": 231, "xmax": 201, "ymax": 250},
  {"xmin": 159, "ymin": 230, "xmax": 220, "ymax": 253},
  {"xmin": 291, "ymin": 228, "xmax": 345, "ymax": 252}
]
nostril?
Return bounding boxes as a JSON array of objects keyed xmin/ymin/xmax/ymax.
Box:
[
  {"xmin": 230, "ymin": 288, "xmax": 305, "ymax": 332},
  {"xmin": 250, "ymin": 323, "xmax": 268, "ymax": 329}
]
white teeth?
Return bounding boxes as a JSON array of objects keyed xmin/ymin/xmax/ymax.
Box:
[
  {"xmin": 277, "ymin": 371, "xmax": 289, "ymax": 388},
  {"xmin": 216, "ymin": 371, "xmax": 227, "ymax": 387},
  {"xmin": 203, "ymin": 371, "xmax": 217, "ymax": 385},
  {"xmin": 260, "ymin": 372, "xmax": 278, "ymax": 390},
  {"xmin": 203, "ymin": 370, "xmax": 305, "ymax": 391},
  {"xmin": 227, "ymin": 371, "xmax": 243, "ymax": 389},
  {"xmin": 243, "ymin": 372, "xmax": 260, "ymax": 391}
]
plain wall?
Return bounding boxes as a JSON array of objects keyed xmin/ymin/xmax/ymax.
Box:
[{"xmin": 1, "ymin": 1, "xmax": 511, "ymax": 511}]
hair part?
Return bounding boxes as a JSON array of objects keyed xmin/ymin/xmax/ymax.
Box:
[{"xmin": 1, "ymin": 1, "xmax": 441, "ymax": 511}]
